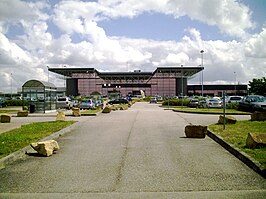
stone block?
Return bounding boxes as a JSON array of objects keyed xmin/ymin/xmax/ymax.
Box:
[
  {"xmin": 31, "ymin": 140, "xmax": 59, "ymax": 156},
  {"xmin": 246, "ymin": 132, "xmax": 266, "ymax": 149},
  {"xmin": 56, "ymin": 111, "xmax": 65, "ymax": 121},
  {"xmin": 218, "ymin": 115, "xmax": 237, "ymax": 124},
  {"xmin": 17, "ymin": 110, "xmax": 29, "ymax": 117},
  {"xmin": 102, "ymin": 106, "xmax": 112, "ymax": 113},
  {"xmin": 251, "ymin": 111, "xmax": 266, "ymax": 121},
  {"xmin": 185, "ymin": 125, "xmax": 207, "ymax": 138},
  {"xmin": 72, "ymin": 107, "xmax": 81, "ymax": 117},
  {"xmin": 0, "ymin": 114, "xmax": 11, "ymax": 123}
]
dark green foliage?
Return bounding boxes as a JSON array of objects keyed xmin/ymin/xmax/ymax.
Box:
[
  {"xmin": 5, "ymin": 99, "xmax": 28, "ymax": 106},
  {"xmin": 248, "ymin": 77, "xmax": 266, "ymax": 96},
  {"xmin": 226, "ymin": 102, "xmax": 239, "ymax": 109},
  {"xmin": 162, "ymin": 99, "xmax": 190, "ymax": 106}
]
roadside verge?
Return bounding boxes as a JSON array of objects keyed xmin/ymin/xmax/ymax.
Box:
[
  {"xmin": 0, "ymin": 121, "xmax": 80, "ymax": 169},
  {"xmin": 207, "ymin": 129, "xmax": 266, "ymax": 178}
]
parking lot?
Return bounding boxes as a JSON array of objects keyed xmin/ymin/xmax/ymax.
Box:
[{"xmin": 0, "ymin": 102, "xmax": 265, "ymax": 198}]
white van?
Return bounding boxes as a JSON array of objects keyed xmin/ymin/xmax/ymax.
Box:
[{"xmin": 56, "ymin": 97, "xmax": 73, "ymax": 109}]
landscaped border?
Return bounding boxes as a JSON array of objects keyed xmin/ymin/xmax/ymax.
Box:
[{"xmin": 207, "ymin": 129, "xmax": 265, "ymax": 178}]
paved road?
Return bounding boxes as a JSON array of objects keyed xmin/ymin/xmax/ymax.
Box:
[{"xmin": 0, "ymin": 102, "xmax": 265, "ymax": 198}]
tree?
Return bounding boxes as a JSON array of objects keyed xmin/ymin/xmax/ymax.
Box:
[{"xmin": 248, "ymin": 77, "xmax": 266, "ymax": 96}]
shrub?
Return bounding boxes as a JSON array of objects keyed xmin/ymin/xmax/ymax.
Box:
[
  {"xmin": 5, "ymin": 100, "xmax": 28, "ymax": 106},
  {"xmin": 226, "ymin": 102, "xmax": 239, "ymax": 110},
  {"xmin": 162, "ymin": 99, "xmax": 190, "ymax": 106}
]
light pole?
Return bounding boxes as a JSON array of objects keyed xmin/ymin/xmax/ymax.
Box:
[
  {"xmin": 200, "ymin": 50, "xmax": 204, "ymax": 97},
  {"xmin": 47, "ymin": 66, "xmax": 49, "ymax": 82},
  {"xmin": 234, "ymin": 72, "xmax": 236, "ymax": 95},
  {"xmin": 181, "ymin": 64, "xmax": 183, "ymax": 108},
  {"xmin": 10, "ymin": 73, "xmax": 13, "ymax": 99}
]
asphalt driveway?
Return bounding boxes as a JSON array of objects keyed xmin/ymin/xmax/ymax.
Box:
[{"xmin": 0, "ymin": 102, "xmax": 265, "ymax": 198}]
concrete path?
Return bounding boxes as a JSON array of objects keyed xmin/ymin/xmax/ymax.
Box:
[{"xmin": 0, "ymin": 102, "xmax": 265, "ymax": 198}]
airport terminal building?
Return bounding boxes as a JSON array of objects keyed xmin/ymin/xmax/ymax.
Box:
[{"xmin": 49, "ymin": 67, "xmax": 203, "ymax": 97}]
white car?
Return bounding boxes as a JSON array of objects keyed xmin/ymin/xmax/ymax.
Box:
[
  {"xmin": 56, "ymin": 97, "xmax": 73, "ymax": 109},
  {"xmin": 226, "ymin": 96, "xmax": 243, "ymax": 103},
  {"xmin": 206, "ymin": 98, "xmax": 223, "ymax": 108}
]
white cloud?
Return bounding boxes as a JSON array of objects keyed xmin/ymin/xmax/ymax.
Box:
[
  {"xmin": 0, "ymin": 0, "xmax": 264, "ymax": 93},
  {"xmin": 167, "ymin": 0, "xmax": 254, "ymax": 38},
  {"xmin": 52, "ymin": 0, "xmax": 254, "ymax": 38},
  {"xmin": 245, "ymin": 28, "xmax": 266, "ymax": 58}
]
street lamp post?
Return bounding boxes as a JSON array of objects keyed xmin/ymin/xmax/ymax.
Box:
[
  {"xmin": 10, "ymin": 73, "xmax": 13, "ymax": 99},
  {"xmin": 47, "ymin": 66, "xmax": 49, "ymax": 82},
  {"xmin": 234, "ymin": 72, "xmax": 236, "ymax": 95},
  {"xmin": 200, "ymin": 50, "xmax": 204, "ymax": 97},
  {"xmin": 181, "ymin": 64, "xmax": 183, "ymax": 108}
]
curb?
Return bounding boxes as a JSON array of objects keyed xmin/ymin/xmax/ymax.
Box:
[
  {"xmin": 207, "ymin": 129, "xmax": 266, "ymax": 179},
  {"xmin": 0, "ymin": 121, "xmax": 80, "ymax": 170},
  {"xmin": 172, "ymin": 109, "xmax": 250, "ymax": 115}
]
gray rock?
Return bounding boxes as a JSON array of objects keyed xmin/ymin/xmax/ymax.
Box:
[
  {"xmin": 0, "ymin": 114, "xmax": 11, "ymax": 123},
  {"xmin": 251, "ymin": 111, "xmax": 266, "ymax": 121},
  {"xmin": 17, "ymin": 110, "xmax": 29, "ymax": 117},
  {"xmin": 72, "ymin": 107, "xmax": 81, "ymax": 117},
  {"xmin": 102, "ymin": 106, "xmax": 112, "ymax": 113},
  {"xmin": 218, "ymin": 115, "xmax": 237, "ymax": 124},
  {"xmin": 56, "ymin": 111, "xmax": 65, "ymax": 121},
  {"xmin": 246, "ymin": 132, "xmax": 266, "ymax": 149},
  {"xmin": 31, "ymin": 140, "xmax": 60, "ymax": 156},
  {"xmin": 185, "ymin": 125, "xmax": 207, "ymax": 138}
]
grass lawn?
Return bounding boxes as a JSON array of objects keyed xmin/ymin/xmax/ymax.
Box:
[
  {"xmin": 170, "ymin": 106, "xmax": 249, "ymax": 114},
  {"xmin": 0, "ymin": 121, "xmax": 76, "ymax": 159},
  {"xmin": 80, "ymin": 108, "xmax": 102, "ymax": 115},
  {"xmin": 208, "ymin": 121, "xmax": 266, "ymax": 168}
]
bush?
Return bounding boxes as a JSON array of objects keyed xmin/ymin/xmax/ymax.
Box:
[
  {"xmin": 226, "ymin": 102, "xmax": 239, "ymax": 110},
  {"xmin": 162, "ymin": 99, "xmax": 190, "ymax": 106},
  {"xmin": 5, "ymin": 100, "xmax": 28, "ymax": 106}
]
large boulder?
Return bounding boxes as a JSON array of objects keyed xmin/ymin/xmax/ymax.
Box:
[
  {"xmin": 218, "ymin": 115, "xmax": 237, "ymax": 124},
  {"xmin": 0, "ymin": 114, "xmax": 11, "ymax": 123},
  {"xmin": 251, "ymin": 111, "xmax": 266, "ymax": 121},
  {"xmin": 31, "ymin": 140, "xmax": 60, "ymax": 156},
  {"xmin": 102, "ymin": 106, "xmax": 112, "ymax": 113},
  {"xmin": 56, "ymin": 110, "xmax": 65, "ymax": 121},
  {"xmin": 185, "ymin": 125, "xmax": 207, "ymax": 138},
  {"xmin": 246, "ymin": 133, "xmax": 266, "ymax": 149},
  {"xmin": 72, "ymin": 107, "xmax": 81, "ymax": 117},
  {"xmin": 17, "ymin": 110, "xmax": 29, "ymax": 117}
]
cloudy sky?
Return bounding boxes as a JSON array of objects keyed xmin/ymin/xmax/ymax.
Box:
[{"xmin": 0, "ymin": 0, "xmax": 266, "ymax": 93}]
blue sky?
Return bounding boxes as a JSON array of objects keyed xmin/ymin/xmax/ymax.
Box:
[{"xmin": 0, "ymin": 0, "xmax": 266, "ymax": 93}]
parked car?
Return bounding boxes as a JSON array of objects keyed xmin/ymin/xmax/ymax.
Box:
[
  {"xmin": 108, "ymin": 98, "xmax": 129, "ymax": 105},
  {"xmin": 71, "ymin": 100, "xmax": 80, "ymax": 108},
  {"xmin": 188, "ymin": 99, "xmax": 199, "ymax": 108},
  {"xmin": 150, "ymin": 97, "xmax": 157, "ymax": 103},
  {"xmin": 0, "ymin": 97, "xmax": 7, "ymax": 108},
  {"xmin": 79, "ymin": 99, "xmax": 95, "ymax": 110},
  {"xmin": 94, "ymin": 100, "xmax": 103, "ymax": 108},
  {"xmin": 226, "ymin": 96, "xmax": 243, "ymax": 103},
  {"xmin": 56, "ymin": 97, "xmax": 73, "ymax": 109},
  {"xmin": 238, "ymin": 95, "xmax": 266, "ymax": 112},
  {"xmin": 155, "ymin": 96, "xmax": 163, "ymax": 102},
  {"xmin": 205, "ymin": 98, "xmax": 223, "ymax": 108}
]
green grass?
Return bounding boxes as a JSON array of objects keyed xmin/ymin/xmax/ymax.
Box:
[
  {"xmin": 0, "ymin": 110, "xmax": 20, "ymax": 114},
  {"xmin": 208, "ymin": 121, "xmax": 266, "ymax": 168},
  {"xmin": 170, "ymin": 106, "xmax": 249, "ymax": 114},
  {"xmin": 80, "ymin": 108, "xmax": 102, "ymax": 115},
  {"xmin": 0, "ymin": 121, "xmax": 76, "ymax": 159}
]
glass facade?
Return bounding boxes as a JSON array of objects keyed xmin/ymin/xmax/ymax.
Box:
[{"xmin": 22, "ymin": 80, "xmax": 57, "ymax": 113}]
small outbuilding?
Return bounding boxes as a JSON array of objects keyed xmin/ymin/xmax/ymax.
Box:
[{"xmin": 22, "ymin": 80, "xmax": 57, "ymax": 113}]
